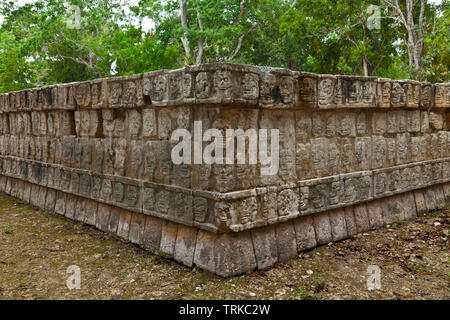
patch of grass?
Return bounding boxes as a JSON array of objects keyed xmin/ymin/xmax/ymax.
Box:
[
  {"xmin": 313, "ymin": 277, "xmax": 328, "ymax": 293},
  {"xmin": 0, "ymin": 199, "xmax": 17, "ymax": 207},
  {"xmin": 430, "ymin": 209, "xmax": 441, "ymax": 217},
  {"xmin": 17, "ymin": 277, "xmax": 30, "ymax": 288},
  {"xmin": 176, "ymin": 279, "xmax": 197, "ymax": 296},
  {"xmin": 292, "ymin": 286, "xmax": 320, "ymax": 300},
  {"xmin": 391, "ymin": 220, "xmax": 408, "ymax": 229},
  {"xmin": 123, "ymin": 252, "xmax": 135, "ymax": 263},
  {"xmin": 21, "ymin": 208, "xmax": 33, "ymax": 215},
  {"xmin": 197, "ymin": 272, "xmax": 214, "ymax": 282},
  {"xmin": 3, "ymin": 225, "xmax": 13, "ymax": 234},
  {"xmin": 406, "ymin": 262, "xmax": 432, "ymax": 274}
]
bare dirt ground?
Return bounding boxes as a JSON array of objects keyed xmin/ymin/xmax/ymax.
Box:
[{"xmin": 0, "ymin": 192, "xmax": 448, "ymax": 300}]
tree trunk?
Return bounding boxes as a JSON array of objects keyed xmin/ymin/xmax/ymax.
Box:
[
  {"xmin": 178, "ymin": 0, "xmax": 191, "ymax": 59},
  {"xmin": 383, "ymin": 0, "xmax": 425, "ymax": 80},
  {"xmin": 362, "ymin": 57, "xmax": 369, "ymax": 77}
]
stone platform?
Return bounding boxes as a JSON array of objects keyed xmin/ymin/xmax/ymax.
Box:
[{"xmin": 0, "ymin": 63, "xmax": 449, "ymax": 276}]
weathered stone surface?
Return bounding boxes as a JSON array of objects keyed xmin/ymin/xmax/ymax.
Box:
[
  {"xmin": 413, "ymin": 190, "xmax": 428, "ymax": 215},
  {"xmin": 275, "ymin": 221, "xmax": 298, "ymax": 264},
  {"xmin": 64, "ymin": 194, "xmax": 77, "ymax": 220},
  {"xmin": 293, "ymin": 215, "xmax": 317, "ymax": 251},
  {"xmin": 214, "ymin": 231, "xmax": 257, "ymax": 277},
  {"xmin": 381, "ymin": 195, "xmax": 405, "ymax": 224},
  {"xmin": 44, "ymin": 188, "xmax": 56, "ymax": 213},
  {"xmin": 159, "ymin": 221, "xmax": 178, "ymax": 256},
  {"xmin": 84, "ymin": 199, "xmax": 98, "ymax": 226},
  {"xmin": 432, "ymin": 185, "xmax": 446, "ymax": 209},
  {"xmin": 193, "ymin": 230, "xmax": 217, "ymax": 273},
  {"xmin": 366, "ymin": 200, "xmax": 384, "ymax": 229},
  {"xmin": 353, "ymin": 204, "xmax": 371, "ymax": 233},
  {"xmin": 107, "ymin": 207, "xmax": 121, "ymax": 234},
  {"xmin": 37, "ymin": 186, "xmax": 47, "ymax": 209},
  {"xmin": 423, "ymin": 188, "xmax": 437, "ymax": 212},
  {"xmin": 251, "ymin": 225, "xmax": 278, "ymax": 270},
  {"xmin": 443, "ymin": 183, "xmax": 450, "ymax": 204},
  {"xmin": 128, "ymin": 212, "xmax": 146, "ymax": 245},
  {"xmin": 401, "ymin": 192, "xmax": 417, "ymax": 220},
  {"xmin": 344, "ymin": 206, "xmax": 357, "ymax": 236},
  {"xmin": 96, "ymin": 203, "xmax": 111, "ymax": 232},
  {"xmin": 329, "ymin": 209, "xmax": 347, "ymax": 241},
  {"xmin": 142, "ymin": 215, "xmax": 163, "ymax": 251},
  {"xmin": 313, "ymin": 212, "xmax": 332, "ymax": 245},
  {"xmin": 0, "ymin": 63, "xmax": 448, "ymax": 277},
  {"xmin": 116, "ymin": 208, "xmax": 132, "ymax": 240},
  {"xmin": 174, "ymin": 225, "xmax": 198, "ymax": 267}
]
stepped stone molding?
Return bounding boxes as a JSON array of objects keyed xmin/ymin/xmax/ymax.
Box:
[
  {"xmin": 0, "ymin": 155, "xmax": 448, "ymax": 233},
  {"xmin": 0, "ymin": 63, "xmax": 449, "ymax": 276}
]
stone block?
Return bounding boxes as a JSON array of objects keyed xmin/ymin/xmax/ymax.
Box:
[
  {"xmin": 251, "ymin": 225, "xmax": 278, "ymax": 270},
  {"xmin": 84, "ymin": 199, "xmax": 98, "ymax": 226},
  {"xmin": 344, "ymin": 206, "xmax": 358, "ymax": 236},
  {"xmin": 96, "ymin": 203, "xmax": 111, "ymax": 232},
  {"xmin": 401, "ymin": 192, "xmax": 417, "ymax": 220},
  {"xmin": 214, "ymin": 231, "xmax": 257, "ymax": 277},
  {"xmin": 142, "ymin": 215, "xmax": 163, "ymax": 251},
  {"xmin": 108, "ymin": 207, "xmax": 121, "ymax": 234},
  {"xmin": 64, "ymin": 194, "xmax": 77, "ymax": 220},
  {"xmin": 174, "ymin": 225, "xmax": 198, "ymax": 267},
  {"xmin": 128, "ymin": 212, "xmax": 146, "ymax": 245},
  {"xmin": 44, "ymin": 188, "xmax": 56, "ymax": 213},
  {"xmin": 116, "ymin": 208, "xmax": 132, "ymax": 240},
  {"xmin": 160, "ymin": 221, "xmax": 178, "ymax": 256},
  {"xmin": 366, "ymin": 200, "xmax": 384, "ymax": 229},
  {"xmin": 193, "ymin": 230, "xmax": 217, "ymax": 273},
  {"xmin": 329, "ymin": 209, "xmax": 348, "ymax": 241},
  {"xmin": 381, "ymin": 195, "xmax": 405, "ymax": 224},
  {"xmin": 293, "ymin": 215, "xmax": 317, "ymax": 251},
  {"xmin": 313, "ymin": 212, "xmax": 332, "ymax": 245},
  {"xmin": 275, "ymin": 221, "xmax": 298, "ymax": 264},
  {"xmin": 413, "ymin": 190, "xmax": 428, "ymax": 215},
  {"xmin": 354, "ymin": 204, "xmax": 371, "ymax": 233}
]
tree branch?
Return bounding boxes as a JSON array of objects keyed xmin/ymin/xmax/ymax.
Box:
[
  {"xmin": 227, "ymin": 25, "xmax": 264, "ymax": 61},
  {"xmin": 232, "ymin": 0, "xmax": 247, "ymax": 25},
  {"xmin": 178, "ymin": 0, "xmax": 191, "ymax": 58}
]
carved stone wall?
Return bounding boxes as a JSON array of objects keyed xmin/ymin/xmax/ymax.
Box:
[{"xmin": 0, "ymin": 63, "xmax": 449, "ymax": 276}]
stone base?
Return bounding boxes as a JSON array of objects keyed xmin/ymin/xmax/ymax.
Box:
[{"xmin": 1, "ymin": 175, "xmax": 449, "ymax": 277}]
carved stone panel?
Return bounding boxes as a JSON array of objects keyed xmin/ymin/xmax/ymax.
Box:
[
  {"xmin": 260, "ymin": 69, "xmax": 296, "ymax": 108},
  {"xmin": 391, "ymin": 82, "xmax": 406, "ymax": 107},
  {"xmin": 298, "ymin": 73, "xmax": 317, "ymax": 107},
  {"xmin": 434, "ymin": 84, "xmax": 449, "ymax": 108},
  {"xmin": 421, "ymin": 84, "xmax": 433, "ymax": 108},
  {"xmin": 318, "ymin": 76, "xmax": 335, "ymax": 108},
  {"xmin": 377, "ymin": 79, "xmax": 392, "ymax": 108}
]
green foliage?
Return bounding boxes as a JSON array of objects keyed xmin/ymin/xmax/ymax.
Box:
[
  {"xmin": 421, "ymin": 0, "xmax": 449, "ymax": 82},
  {"xmin": 0, "ymin": 0, "xmax": 448, "ymax": 92}
]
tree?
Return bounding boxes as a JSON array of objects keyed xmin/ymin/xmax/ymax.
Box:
[
  {"xmin": 420, "ymin": 0, "xmax": 449, "ymax": 82},
  {"xmin": 0, "ymin": 30, "xmax": 36, "ymax": 93},
  {"xmin": 0, "ymin": 0, "xmax": 180, "ymax": 91},
  {"xmin": 140, "ymin": 0, "xmax": 275, "ymax": 65},
  {"xmin": 0, "ymin": 0, "xmax": 448, "ymax": 92},
  {"xmin": 382, "ymin": 0, "xmax": 439, "ymax": 79},
  {"xmin": 279, "ymin": 0, "xmax": 400, "ymax": 76}
]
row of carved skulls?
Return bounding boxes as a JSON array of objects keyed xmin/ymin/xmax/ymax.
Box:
[{"xmin": 1, "ymin": 70, "xmax": 448, "ymax": 110}]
